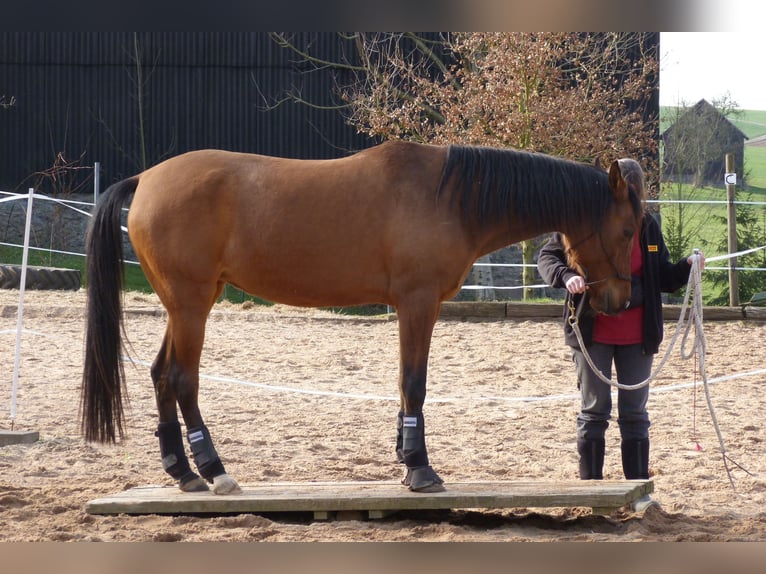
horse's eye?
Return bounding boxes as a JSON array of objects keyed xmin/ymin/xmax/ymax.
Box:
[{"xmin": 623, "ymin": 227, "xmax": 634, "ymax": 239}]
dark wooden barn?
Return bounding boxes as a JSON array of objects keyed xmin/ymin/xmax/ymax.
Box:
[
  {"xmin": 0, "ymin": 32, "xmax": 376, "ymax": 194},
  {"xmin": 661, "ymin": 98, "xmax": 748, "ymax": 186}
]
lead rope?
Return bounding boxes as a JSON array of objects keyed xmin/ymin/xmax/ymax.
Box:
[{"xmin": 569, "ymin": 252, "xmax": 750, "ymax": 489}]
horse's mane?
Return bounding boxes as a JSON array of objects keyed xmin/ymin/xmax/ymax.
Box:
[{"xmin": 436, "ymin": 144, "xmax": 637, "ymax": 230}]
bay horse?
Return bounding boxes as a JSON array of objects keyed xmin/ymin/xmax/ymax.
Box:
[{"xmin": 81, "ymin": 141, "xmax": 642, "ymax": 494}]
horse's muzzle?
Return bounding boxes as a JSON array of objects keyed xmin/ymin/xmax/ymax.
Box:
[{"xmin": 592, "ymin": 289, "xmax": 629, "ymax": 316}]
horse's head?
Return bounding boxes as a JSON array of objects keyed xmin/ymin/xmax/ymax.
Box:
[{"xmin": 563, "ymin": 159, "xmax": 643, "ymax": 315}]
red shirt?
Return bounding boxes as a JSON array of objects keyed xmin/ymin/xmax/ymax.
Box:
[{"xmin": 593, "ymin": 233, "xmax": 643, "ymax": 345}]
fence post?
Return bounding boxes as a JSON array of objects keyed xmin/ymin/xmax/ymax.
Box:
[
  {"xmin": 725, "ymin": 153, "xmax": 739, "ymax": 306},
  {"xmin": 11, "ymin": 188, "xmax": 35, "ymax": 424},
  {"xmin": 93, "ymin": 161, "xmax": 101, "ymax": 204}
]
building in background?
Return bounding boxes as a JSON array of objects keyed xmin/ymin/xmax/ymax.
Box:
[
  {"xmin": 661, "ymin": 98, "xmax": 747, "ymax": 187},
  {"xmin": 0, "ymin": 32, "xmax": 375, "ymax": 193}
]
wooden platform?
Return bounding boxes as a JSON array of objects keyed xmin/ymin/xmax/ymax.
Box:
[
  {"xmin": 85, "ymin": 479, "xmax": 653, "ymax": 520},
  {"xmin": 0, "ymin": 430, "xmax": 39, "ymax": 446},
  {"xmin": 438, "ymin": 301, "xmax": 761, "ymax": 321}
]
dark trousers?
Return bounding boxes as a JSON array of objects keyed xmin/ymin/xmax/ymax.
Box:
[
  {"xmin": 573, "ymin": 342, "xmax": 651, "ymax": 441},
  {"xmin": 572, "ymin": 343, "xmax": 652, "ymax": 480}
]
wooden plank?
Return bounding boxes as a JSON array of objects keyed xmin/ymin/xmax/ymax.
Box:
[
  {"xmin": 744, "ymin": 306, "xmax": 766, "ymax": 320},
  {"xmin": 662, "ymin": 305, "xmax": 744, "ymax": 321},
  {"xmin": 440, "ymin": 302, "xmax": 507, "ymax": 319},
  {"xmin": 505, "ymin": 302, "xmax": 563, "ymax": 319},
  {"xmin": 85, "ymin": 479, "xmax": 653, "ymax": 518},
  {"xmin": 439, "ymin": 302, "xmax": 761, "ymax": 322}
]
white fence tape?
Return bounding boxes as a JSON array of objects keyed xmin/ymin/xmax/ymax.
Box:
[
  {"xmin": 125, "ymin": 357, "xmax": 766, "ymax": 405},
  {"xmin": 706, "ymin": 244, "xmax": 766, "ymax": 263}
]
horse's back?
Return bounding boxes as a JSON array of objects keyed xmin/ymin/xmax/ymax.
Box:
[
  {"xmin": 131, "ymin": 143, "xmax": 444, "ymax": 216},
  {"xmin": 125, "ymin": 143, "xmax": 467, "ymax": 307}
]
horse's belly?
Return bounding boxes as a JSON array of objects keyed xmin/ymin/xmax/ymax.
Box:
[
  {"xmin": 233, "ymin": 278, "xmax": 388, "ymax": 308},
  {"xmin": 224, "ymin": 257, "xmax": 390, "ymax": 308}
]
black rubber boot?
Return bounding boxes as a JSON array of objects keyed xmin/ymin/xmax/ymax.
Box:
[
  {"xmin": 621, "ymin": 438, "xmax": 650, "ymax": 480},
  {"xmin": 577, "ymin": 437, "xmax": 605, "ymax": 480},
  {"xmin": 622, "ymin": 438, "xmax": 656, "ymax": 511}
]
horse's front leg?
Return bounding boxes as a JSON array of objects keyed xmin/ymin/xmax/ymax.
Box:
[{"xmin": 395, "ymin": 298, "xmax": 445, "ymax": 492}]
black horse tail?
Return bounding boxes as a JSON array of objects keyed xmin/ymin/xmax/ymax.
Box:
[{"xmin": 81, "ymin": 176, "xmax": 139, "ymax": 443}]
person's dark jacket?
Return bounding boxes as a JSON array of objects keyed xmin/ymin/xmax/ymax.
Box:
[{"xmin": 537, "ymin": 213, "xmax": 692, "ymax": 355}]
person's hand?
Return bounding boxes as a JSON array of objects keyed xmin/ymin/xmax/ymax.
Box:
[
  {"xmin": 688, "ymin": 251, "xmax": 706, "ymax": 271},
  {"xmin": 565, "ymin": 275, "xmax": 587, "ymax": 294}
]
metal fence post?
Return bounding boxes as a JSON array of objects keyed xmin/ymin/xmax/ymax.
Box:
[{"xmin": 725, "ymin": 153, "xmax": 739, "ymax": 306}]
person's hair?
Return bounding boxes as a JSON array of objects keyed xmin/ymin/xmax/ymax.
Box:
[{"xmin": 617, "ymin": 158, "xmax": 647, "ymax": 203}]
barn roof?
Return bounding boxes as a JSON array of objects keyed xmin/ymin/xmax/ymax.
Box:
[{"xmin": 661, "ymin": 98, "xmax": 748, "ymax": 141}]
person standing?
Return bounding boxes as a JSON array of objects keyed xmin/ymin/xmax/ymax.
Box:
[{"xmin": 537, "ymin": 158, "xmax": 704, "ymax": 510}]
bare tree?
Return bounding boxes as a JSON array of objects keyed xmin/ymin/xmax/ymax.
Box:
[
  {"xmin": 273, "ymin": 32, "xmax": 659, "ymax": 299},
  {"xmin": 93, "ymin": 33, "xmax": 176, "ymax": 174}
]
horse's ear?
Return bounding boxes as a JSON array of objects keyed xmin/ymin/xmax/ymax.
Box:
[
  {"xmin": 594, "ymin": 157, "xmax": 603, "ymax": 171},
  {"xmin": 608, "ymin": 160, "xmax": 628, "ymax": 201}
]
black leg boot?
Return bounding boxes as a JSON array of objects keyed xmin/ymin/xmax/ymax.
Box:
[
  {"xmin": 400, "ymin": 413, "xmax": 444, "ymax": 492},
  {"xmin": 621, "ymin": 438, "xmax": 656, "ymax": 511},
  {"xmin": 187, "ymin": 425, "xmax": 226, "ymax": 481},
  {"xmin": 155, "ymin": 421, "xmax": 208, "ymax": 491},
  {"xmin": 577, "ymin": 437, "xmax": 605, "ymax": 480}
]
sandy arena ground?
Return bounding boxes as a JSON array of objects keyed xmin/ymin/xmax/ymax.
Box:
[{"xmin": 1, "ymin": 289, "xmax": 766, "ymax": 541}]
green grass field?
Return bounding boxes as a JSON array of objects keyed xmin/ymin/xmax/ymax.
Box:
[
  {"xmin": 658, "ymin": 107, "xmax": 766, "ymax": 303},
  {"xmin": 745, "ymin": 145, "xmax": 766, "ymax": 189},
  {"xmin": 731, "ymin": 109, "xmax": 766, "ymax": 140}
]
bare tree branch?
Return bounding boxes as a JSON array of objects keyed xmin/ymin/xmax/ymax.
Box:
[
  {"xmin": 270, "ymin": 32, "xmax": 658, "ymax": 300},
  {"xmin": 270, "ymin": 32, "xmax": 366, "ymax": 73}
]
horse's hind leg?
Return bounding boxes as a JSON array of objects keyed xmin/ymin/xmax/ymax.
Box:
[
  {"xmin": 173, "ymin": 308, "xmax": 241, "ymax": 495},
  {"xmin": 152, "ymin": 285, "xmax": 241, "ymax": 495},
  {"xmin": 152, "ymin": 333, "xmax": 209, "ymax": 492}
]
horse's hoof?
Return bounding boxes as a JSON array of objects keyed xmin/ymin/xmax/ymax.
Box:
[
  {"xmin": 179, "ymin": 475, "xmax": 209, "ymax": 492},
  {"xmin": 402, "ymin": 465, "xmax": 445, "ymax": 493},
  {"xmin": 212, "ymin": 473, "xmax": 242, "ymax": 495}
]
